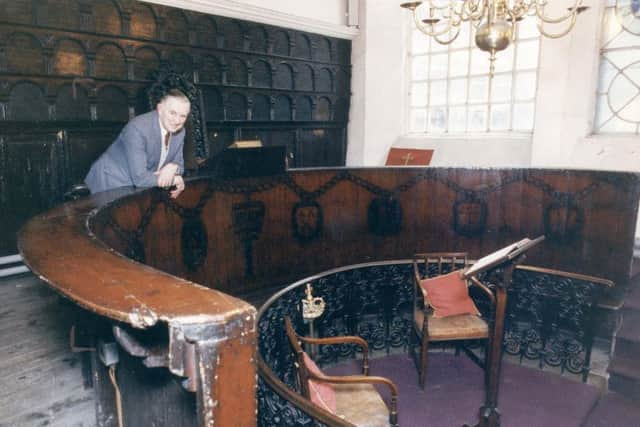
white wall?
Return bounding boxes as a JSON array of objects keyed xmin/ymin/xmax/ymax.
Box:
[
  {"xmin": 347, "ymin": 0, "xmax": 405, "ymax": 166},
  {"xmin": 347, "ymin": 0, "xmax": 640, "ymax": 173}
]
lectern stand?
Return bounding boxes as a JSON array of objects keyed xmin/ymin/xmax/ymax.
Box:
[{"xmin": 463, "ymin": 236, "xmax": 545, "ymax": 427}]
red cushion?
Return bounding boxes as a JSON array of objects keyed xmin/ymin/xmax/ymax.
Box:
[
  {"xmin": 302, "ymin": 352, "xmax": 337, "ymax": 413},
  {"xmin": 420, "ymin": 269, "xmax": 481, "ymax": 318}
]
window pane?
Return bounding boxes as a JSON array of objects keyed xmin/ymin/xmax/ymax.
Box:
[
  {"xmin": 451, "ymin": 22, "xmax": 471, "ymax": 49},
  {"xmin": 412, "ymin": 30, "xmax": 429, "ymax": 54},
  {"xmin": 468, "ymin": 105, "xmax": 487, "ymax": 131},
  {"xmin": 517, "ymin": 18, "xmax": 539, "ymax": 39},
  {"xmin": 493, "ymin": 45, "xmax": 514, "ymax": 74},
  {"xmin": 491, "ymin": 74, "xmax": 512, "ymax": 103},
  {"xmin": 449, "ymin": 78, "xmax": 467, "ymax": 104},
  {"xmin": 516, "ymin": 40, "xmax": 539, "ymax": 70},
  {"xmin": 410, "ymin": 108, "xmax": 427, "ymax": 132},
  {"xmin": 513, "ymin": 102, "xmax": 535, "ymax": 130},
  {"xmin": 430, "ymin": 80, "xmax": 448, "ymax": 105},
  {"xmin": 411, "ymin": 82, "xmax": 428, "ymax": 106},
  {"xmin": 469, "ymin": 76, "xmax": 489, "ymax": 103},
  {"xmin": 490, "ymin": 104, "xmax": 510, "ymax": 130},
  {"xmin": 449, "ymin": 106, "xmax": 467, "ymax": 132},
  {"xmin": 412, "ymin": 55, "xmax": 429, "ymax": 80},
  {"xmin": 430, "ymin": 53, "xmax": 448, "ymax": 79},
  {"xmin": 450, "ymin": 50, "xmax": 469, "ymax": 77},
  {"xmin": 470, "ymin": 49, "xmax": 489, "ymax": 75},
  {"xmin": 428, "ymin": 107, "xmax": 447, "ymax": 133},
  {"xmin": 514, "ymin": 72, "xmax": 537, "ymax": 101}
]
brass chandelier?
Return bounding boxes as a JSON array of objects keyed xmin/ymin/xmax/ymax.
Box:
[{"xmin": 401, "ymin": 1, "xmax": 588, "ymax": 73}]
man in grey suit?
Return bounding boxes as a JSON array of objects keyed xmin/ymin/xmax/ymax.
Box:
[{"xmin": 85, "ymin": 89, "xmax": 190, "ymax": 199}]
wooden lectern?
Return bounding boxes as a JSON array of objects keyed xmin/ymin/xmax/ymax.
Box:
[{"xmin": 463, "ymin": 236, "xmax": 546, "ymax": 427}]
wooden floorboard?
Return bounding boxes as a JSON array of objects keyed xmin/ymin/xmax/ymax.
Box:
[{"xmin": 0, "ymin": 274, "xmax": 95, "ymax": 427}]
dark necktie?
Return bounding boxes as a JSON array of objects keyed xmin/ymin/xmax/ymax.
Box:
[{"xmin": 164, "ymin": 132, "xmax": 170, "ymax": 149}]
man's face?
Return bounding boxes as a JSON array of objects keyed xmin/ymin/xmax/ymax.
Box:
[{"xmin": 157, "ymin": 96, "xmax": 191, "ymax": 133}]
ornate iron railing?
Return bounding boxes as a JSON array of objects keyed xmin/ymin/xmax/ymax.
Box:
[{"xmin": 257, "ymin": 261, "xmax": 611, "ymax": 425}]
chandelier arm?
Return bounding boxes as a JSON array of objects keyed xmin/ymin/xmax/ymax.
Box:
[
  {"xmin": 412, "ymin": 9, "xmax": 460, "ymax": 38},
  {"xmin": 536, "ymin": 12, "xmax": 578, "ymax": 39},
  {"xmin": 433, "ymin": 25, "xmax": 462, "ymax": 45},
  {"xmin": 460, "ymin": 0, "xmax": 486, "ymax": 22},
  {"xmin": 534, "ymin": 0, "xmax": 583, "ymax": 24}
]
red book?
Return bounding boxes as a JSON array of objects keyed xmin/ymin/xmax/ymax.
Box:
[{"xmin": 385, "ymin": 148, "xmax": 433, "ymax": 166}]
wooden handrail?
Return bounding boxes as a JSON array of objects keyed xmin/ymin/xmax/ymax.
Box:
[{"xmin": 18, "ymin": 187, "xmax": 257, "ymax": 427}]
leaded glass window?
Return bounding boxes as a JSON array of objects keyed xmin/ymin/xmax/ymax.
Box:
[
  {"xmin": 407, "ymin": 19, "xmax": 540, "ymax": 134},
  {"xmin": 595, "ymin": 0, "xmax": 640, "ymax": 135}
]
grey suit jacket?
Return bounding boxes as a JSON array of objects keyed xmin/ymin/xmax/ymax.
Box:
[{"xmin": 85, "ymin": 110, "xmax": 185, "ymax": 193}]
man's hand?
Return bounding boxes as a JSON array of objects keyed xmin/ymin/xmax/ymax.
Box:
[
  {"xmin": 156, "ymin": 163, "xmax": 179, "ymax": 188},
  {"xmin": 170, "ymin": 175, "xmax": 185, "ymax": 199}
]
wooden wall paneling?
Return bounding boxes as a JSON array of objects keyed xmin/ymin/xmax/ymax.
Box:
[
  {"xmin": 5, "ymin": 32, "xmax": 45, "ymax": 74},
  {"xmin": 64, "ymin": 124, "xmax": 122, "ymax": 186},
  {"xmin": 8, "ymin": 81, "xmax": 49, "ymax": 120},
  {"xmin": 0, "ymin": 0, "xmax": 351, "ymax": 256},
  {"xmin": 55, "ymin": 84, "xmax": 91, "ymax": 120}
]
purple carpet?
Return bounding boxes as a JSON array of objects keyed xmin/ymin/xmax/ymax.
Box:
[{"xmin": 326, "ymin": 353, "xmax": 601, "ymax": 427}]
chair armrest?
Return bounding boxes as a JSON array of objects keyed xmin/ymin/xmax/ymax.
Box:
[
  {"xmin": 298, "ymin": 335, "xmax": 370, "ymax": 374},
  {"xmin": 309, "ymin": 373, "xmax": 399, "ymax": 425},
  {"xmin": 468, "ymin": 276, "xmax": 496, "ymax": 305}
]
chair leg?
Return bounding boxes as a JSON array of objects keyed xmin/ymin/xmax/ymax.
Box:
[{"xmin": 419, "ymin": 337, "xmax": 430, "ymax": 389}]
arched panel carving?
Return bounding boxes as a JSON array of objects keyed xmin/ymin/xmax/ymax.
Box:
[
  {"xmin": 202, "ymin": 87, "xmax": 224, "ymax": 121},
  {"xmin": 315, "ymin": 37, "xmax": 331, "ymax": 62},
  {"xmin": 252, "ymin": 94, "xmax": 270, "ymax": 121},
  {"xmin": 165, "ymin": 10, "xmax": 189, "ymax": 45},
  {"xmin": 130, "ymin": 2, "xmax": 156, "ymax": 39},
  {"xmin": 227, "ymin": 57, "xmax": 248, "ymax": 86},
  {"xmin": 317, "ymin": 68, "xmax": 333, "ymax": 92},
  {"xmin": 47, "ymin": 0, "xmax": 79, "ymax": 30},
  {"xmin": 1, "ymin": 0, "xmax": 33, "ymax": 24},
  {"xmin": 95, "ymin": 43, "xmax": 126, "ymax": 79},
  {"xmin": 223, "ymin": 20, "xmax": 244, "ymax": 50},
  {"xmin": 274, "ymin": 63, "xmax": 294, "ymax": 90},
  {"xmin": 200, "ymin": 55, "xmax": 221, "ymax": 84},
  {"xmin": 53, "ymin": 39, "xmax": 87, "ymax": 76},
  {"xmin": 249, "ymin": 26, "xmax": 268, "ymax": 52},
  {"xmin": 295, "ymin": 64, "xmax": 314, "ymax": 92},
  {"xmin": 294, "ymin": 34, "xmax": 311, "ymax": 59},
  {"xmin": 6, "ymin": 32, "xmax": 44, "ymax": 74},
  {"xmin": 273, "ymin": 31, "xmax": 290, "ymax": 56},
  {"xmin": 134, "ymin": 46, "xmax": 161, "ymax": 80},
  {"xmin": 168, "ymin": 50, "xmax": 193, "ymax": 77},
  {"xmin": 94, "ymin": 0, "xmax": 121, "ymax": 35},
  {"xmin": 96, "ymin": 85, "xmax": 129, "ymax": 121},
  {"xmin": 274, "ymin": 95, "xmax": 292, "ymax": 121},
  {"xmin": 335, "ymin": 98, "xmax": 349, "ymax": 123},
  {"xmin": 252, "ymin": 60, "xmax": 272, "ymax": 88},
  {"xmin": 227, "ymin": 92, "xmax": 247, "ymax": 121},
  {"xmin": 314, "ymin": 96, "xmax": 331, "ymax": 121},
  {"xmin": 55, "ymin": 84, "xmax": 90, "ymax": 120},
  {"xmin": 8, "ymin": 82, "xmax": 48, "ymax": 121},
  {"xmin": 296, "ymin": 96, "xmax": 313, "ymax": 121},
  {"xmin": 196, "ymin": 16, "xmax": 217, "ymax": 47},
  {"xmin": 336, "ymin": 69, "xmax": 350, "ymax": 95}
]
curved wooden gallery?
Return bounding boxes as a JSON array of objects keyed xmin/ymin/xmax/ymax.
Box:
[{"xmin": 18, "ymin": 167, "xmax": 640, "ymax": 426}]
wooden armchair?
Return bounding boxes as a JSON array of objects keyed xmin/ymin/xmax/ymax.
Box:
[
  {"xmin": 410, "ymin": 252, "xmax": 496, "ymax": 389},
  {"xmin": 285, "ymin": 316, "xmax": 399, "ymax": 427}
]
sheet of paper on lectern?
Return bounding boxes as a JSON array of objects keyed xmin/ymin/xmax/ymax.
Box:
[{"xmin": 463, "ymin": 236, "xmax": 544, "ymax": 277}]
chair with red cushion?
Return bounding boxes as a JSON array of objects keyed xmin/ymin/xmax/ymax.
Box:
[
  {"xmin": 410, "ymin": 252, "xmax": 496, "ymax": 389},
  {"xmin": 284, "ymin": 316, "xmax": 399, "ymax": 427}
]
